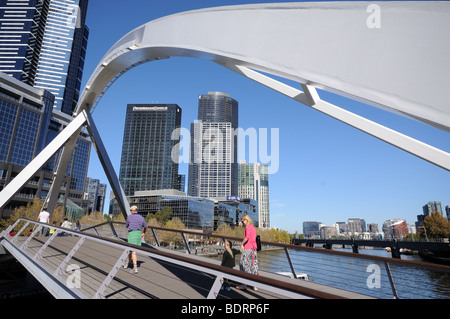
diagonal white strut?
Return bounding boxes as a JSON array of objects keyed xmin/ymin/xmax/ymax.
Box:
[
  {"xmin": 219, "ymin": 63, "xmax": 450, "ymax": 172},
  {"xmin": 0, "ymin": 110, "xmax": 131, "ymax": 219},
  {"xmin": 0, "ymin": 113, "xmax": 87, "ymax": 209}
]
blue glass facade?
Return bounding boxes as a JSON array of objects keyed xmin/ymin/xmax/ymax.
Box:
[
  {"xmin": 0, "ymin": 0, "xmax": 90, "ymax": 113},
  {"xmin": 0, "ymin": 99, "xmax": 18, "ymax": 163},
  {"xmin": 128, "ymin": 193, "xmax": 215, "ymax": 231},
  {"xmin": 0, "ymin": 74, "xmax": 54, "ymax": 217},
  {"xmin": 0, "ymin": 0, "xmax": 91, "ymax": 218},
  {"xmin": 0, "ymin": 73, "xmax": 90, "ymax": 218},
  {"xmin": 0, "ymin": 83, "xmax": 53, "ymax": 167}
]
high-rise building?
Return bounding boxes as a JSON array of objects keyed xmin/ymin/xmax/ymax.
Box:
[
  {"xmin": 188, "ymin": 92, "xmax": 238, "ymax": 198},
  {"xmin": 238, "ymin": 160, "xmax": 270, "ymax": 228},
  {"xmin": 0, "ymin": 0, "xmax": 89, "ymax": 114},
  {"xmin": 84, "ymin": 177, "xmax": 106, "ymax": 214},
  {"xmin": 0, "ymin": 0, "xmax": 90, "ymax": 217},
  {"xmin": 0, "ymin": 72, "xmax": 90, "ymax": 217},
  {"xmin": 383, "ymin": 219, "xmax": 409, "ymax": 239},
  {"xmin": 423, "ymin": 201, "xmax": 443, "ymax": 216},
  {"xmin": 119, "ymin": 104, "xmax": 182, "ymax": 196},
  {"xmin": 348, "ymin": 218, "xmax": 366, "ymax": 233},
  {"xmin": 303, "ymin": 221, "xmax": 323, "ymax": 238}
]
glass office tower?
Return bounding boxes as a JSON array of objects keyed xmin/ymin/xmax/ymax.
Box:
[
  {"xmin": 0, "ymin": 0, "xmax": 90, "ymax": 216},
  {"xmin": 188, "ymin": 92, "xmax": 238, "ymax": 198},
  {"xmin": 238, "ymin": 160, "xmax": 270, "ymax": 228},
  {"xmin": 119, "ymin": 104, "xmax": 182, "ymax": 196},
  {"xmin": 0, "ymin": 72, "xmax": 89, "ymax": 217},
  {"xmin": 0, "ymin": 0, "xmax": 89, "ymax": 114}
]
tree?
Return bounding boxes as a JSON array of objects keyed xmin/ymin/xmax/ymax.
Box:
[
  {"xmin": 79, "ymin": 211, "xmax": 107, "ymax": 225},
  {"xmin": 144, "ymin": 217, "xmax": 162, "ymax": 245},
  {"xmin": 214, "ymin": 223, "xmax": 235, "ymax": 237},
  {"xmin": 160, "ymin": 217, "xmax": 185, "ymax": 247},
  {"xmin": 421, "ymin": 212, "xmax": 450, "ymax": 240},
  {"xmin": 0, "ymin": 198, "xmax": 64, "ymax": 234},
  {"xmin": 146, "ymin": 206, "xmax": 173, "ymax": 225}
]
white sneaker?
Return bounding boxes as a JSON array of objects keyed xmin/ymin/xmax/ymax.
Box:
[{"xmin": 131, "ymin": 267, "xmax": 138, "ymax": 274}]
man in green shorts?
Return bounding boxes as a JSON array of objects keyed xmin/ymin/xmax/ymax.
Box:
[{"xmin": 124, "ymin": 205, "xmax": 148, "ymax": 274}]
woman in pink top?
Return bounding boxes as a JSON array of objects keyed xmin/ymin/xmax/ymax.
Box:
[{"xmin": 238, "ymin": 214, "xmax": 259, "ymax": 291}]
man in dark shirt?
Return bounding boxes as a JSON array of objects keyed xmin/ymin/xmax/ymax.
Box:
[{"xmin": 124, "ymin": 205, "xmax": 147, "ymax": 274}]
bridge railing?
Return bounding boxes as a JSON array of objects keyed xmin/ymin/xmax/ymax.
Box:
[
  {"xmin": 0, "ymin": 218, "xmax": 357, "ymax": 299},
  {"xmin": 80, "ymin": 221, "xmax": 450, "ymax": 299}
]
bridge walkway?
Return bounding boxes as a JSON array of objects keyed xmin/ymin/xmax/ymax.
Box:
[
  {"xmin": 0, "ymin": 219, "xmax": 371, "ymax": 299},
  {"xmin": 5, "ymin": 236, "xmax": 280, "ymax": 299}
]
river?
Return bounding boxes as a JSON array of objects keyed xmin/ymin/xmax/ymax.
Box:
[{"xmin": 255, "ymin": 246, "xmax": 450, "ymax": 299}]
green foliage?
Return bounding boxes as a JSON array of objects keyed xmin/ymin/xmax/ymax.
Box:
[
  {"xmin": 0, "ymin": 198, "xmax": 64, "ymax": 235},
  {"xmin": 421, "ymin": 211, "xmax": 450, "ymax": 240},
  {"xmin": 212, "ymin": 223, "xmax": 291, "ymax": 244},
  {"xmin": 146, "ymin": 206, "xmax": 172, "ymax": 225}
]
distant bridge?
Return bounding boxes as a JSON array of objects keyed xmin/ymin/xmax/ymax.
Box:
[{"xmin": 292, "ymin": 238, "xmax": 450, "ymax": 260}]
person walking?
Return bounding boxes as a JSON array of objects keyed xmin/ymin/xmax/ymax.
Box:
[
  {"xmin": 124, "ymin": 205, "xmax": 147, "ymax": 274},
  {"xmin": 237, "ymin": 214, "xmax": 258, "ymax": 291},
  {"xmin": 37, "ymin": 207, "xmax": 50, "ymax": 236},
  {"xmin": 220, "ymin": 240, "xmax": 240, "ymax": 291}
]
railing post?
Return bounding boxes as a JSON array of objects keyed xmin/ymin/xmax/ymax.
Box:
[
  {"xmin": 20, "ymin": 225, "xmax": 42, "ymax": 249},
  {"xmin": 385, "ymin": 261, "xmax": 399, "ymax": 299},
  {"xmin": 54, "ymin": 236, "xmax": 86, "ymax": 276},
  {"xmin": 0, "ymin": 219, "xmax": 21, "ymax": 237},
  {"xmin": 284, "ymin": 247, "xmax": 298, "ymax": 279},
  {"xmin": 151, "ymin": 227, "xmax": 160, "ymax": 247},
  {"xmin": 34, "ymin": 229, "xmax": 59, "ymax": 260},
  {"xmin": 12, "ymin": 221, "xmax": 30, "ymax": 242},
  {"xmin": 95, "ymin": 249, "xmax": 130, "ymax": 299},
  {"xmin": 181, "ymin": 232, "xmax": 191, "ymax": 254},
  {"xmin": 207, "ymin": 275, "xmax": 224, "ymax": 299},
  {"xmin": 109, "ymin": 222, "xmax": 119, "ymax": 238}
]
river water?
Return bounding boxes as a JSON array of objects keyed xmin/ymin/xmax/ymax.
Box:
[{"xmin": 255, "ymin": 247, "xmax": 450, "ymax": 299}]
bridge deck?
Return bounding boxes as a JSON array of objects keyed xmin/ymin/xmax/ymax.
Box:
[
  {"xmin": 4, "ymin": 235, "xmax": 283, "ymax": 299},
  {"xmin": 3, "ymin": 234, "xmax": 371, "ymax": 299}
]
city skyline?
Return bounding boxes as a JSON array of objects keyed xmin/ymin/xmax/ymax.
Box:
[{"xmin": 82, "ymin": 0, "xmax": 450, "ymax": 233}]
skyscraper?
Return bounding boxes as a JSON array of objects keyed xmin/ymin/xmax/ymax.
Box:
[
  {"xmin": 188, "ymin": 92, "xmax": 238, "ymax": 198},
  {"xmin": 84, "ymin": 177, "xmax": 106, "ymax": 214},
  {"xmin": 119, "ymin": 104, "xmax": 182, "ymax": 196},
  {"xmin": 238, "ymin": 160, "xmax": 270, "ymax": 228},
  {"xmin": 0, "ymin": 0, "xmax": 89, "ymax": 114},
  {"xmin": 0, "ymin": 72, "xmax": 90, "ymax": 217},
  {"xmin": 0, "ymin": 0, "xmax": 91, "ymax": 217},
  {"xmin": 423, "ymin": 201, "xmax": 443, "ymax": 216}
]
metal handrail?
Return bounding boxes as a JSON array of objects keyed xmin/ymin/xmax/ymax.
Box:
[
  {"xmin": 88, "ymin": 221, "xmax": 450, "ymax": 274},
  {"xmin": 83, "ymin": 221, "xmax": 450, "ymax": 299},
  {"xmin": 0, "ymin": 218, "xmax": 355, "ymax": 299}
]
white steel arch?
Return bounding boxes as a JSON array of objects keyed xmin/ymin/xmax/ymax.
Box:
[{"xmin": 1, "ymin": 2, "xmax": 449, "ymax": 217}]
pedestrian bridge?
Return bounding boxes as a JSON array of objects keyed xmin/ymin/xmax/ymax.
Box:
[
  {"xmin": 0, "ymin": 219, "xmax": 370, "ymax": 299},
  {"xmin": 1, "ymin": 219, "xmax": 450, "ymax": 299}
]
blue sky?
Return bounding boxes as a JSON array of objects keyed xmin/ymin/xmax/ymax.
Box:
[{"xmin": 82, "ymin": 0, "xmax": 450, "ymax": 233}]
